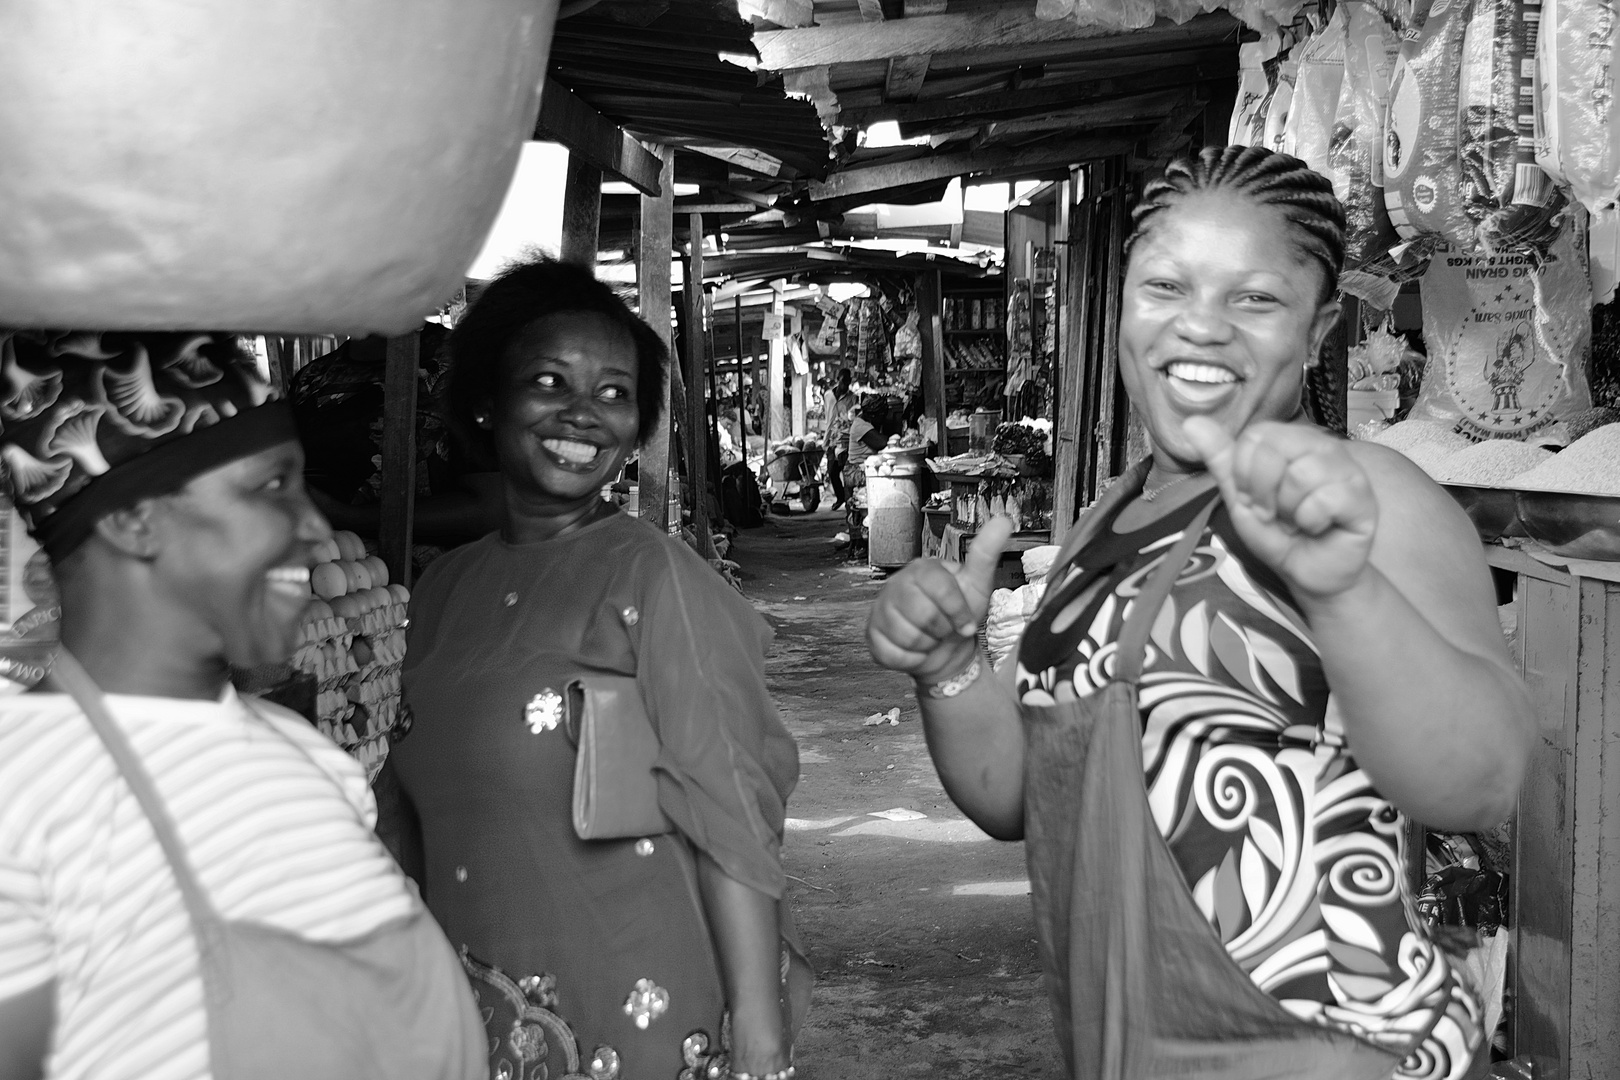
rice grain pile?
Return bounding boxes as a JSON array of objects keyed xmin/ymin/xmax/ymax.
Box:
[
  {"xmin": 1435, "ymin": 439, "xmax": 1554, "ymax": 486},
  {"xmin": 1512, "ymin": 424, "xmax": 1620, "ymax": 494},
  {"xmin": 1368, "ymin": 420, "xmax": 1473, "ymax": 477}
]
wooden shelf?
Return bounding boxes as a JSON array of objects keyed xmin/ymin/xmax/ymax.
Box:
[
  {"xmin": 945, "ymin": 328, "xmax": 1002, "ymax": 335},
  {"xmin": 949, "ymin": 367, "xmax": 1006, "ymax": 374}
]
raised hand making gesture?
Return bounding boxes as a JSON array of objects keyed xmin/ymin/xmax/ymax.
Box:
[{"xmin": 1180, "ymin": 415, "xmax": 1377, "ymax": 600}]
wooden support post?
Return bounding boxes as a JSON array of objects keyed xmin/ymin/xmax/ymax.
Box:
[
  {"xmin": 1053, "ymin": 166, "xmax": 1095, "ymax": 541},
  {"xmin": 1093, "ymin": 160, "xmax": 1128, "ymax": 489},
  {"xmin": 767, "ymin": 289, "xmax": 788, "ymax": 446},
  {"xmin": 917, "ymin": 270, "xmax": 947, "ymax": 451},
  {"xmin": 560, "ymin": 155, "xmax": 602, "ymax": 269},
  {"xmin": 684, "ymin": 214, "xmax": 716, "ymax": 559},
  {"xmin": 379, "ymin": 331, "xmax": 419, "ymax": 588},
  {"xmin": 637, "ymin": 146, "xmax": 675, "ymax": 533},
  {"xmin": 735, "ymin": 295, "xmax": 749, "ymax": 465},
  {"xmin": 790, "ymin": 309, "xmax": 807, "ymax": 437}
]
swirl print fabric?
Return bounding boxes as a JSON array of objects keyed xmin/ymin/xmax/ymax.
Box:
[{"xmin": 1016, "ymin": 494, "xmax": 1484, "ymax": 1080}]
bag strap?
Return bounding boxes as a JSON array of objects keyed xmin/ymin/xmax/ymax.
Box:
[
  {"xmin": 48, "ymin": 649, "xmax": 223, "ymax": 932},
  {"xmin": 1111, "ymin": 495, "xmax": 1219, "ymax": 686},
  {"xmin": 1045, "ymin": 458, "xmax": 1152, "ymax": 585}
]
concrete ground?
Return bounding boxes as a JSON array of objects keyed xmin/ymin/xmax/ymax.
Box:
[{"xmin": 728, "ymin": 507, "xmax": 1065, "ymax": 1079}]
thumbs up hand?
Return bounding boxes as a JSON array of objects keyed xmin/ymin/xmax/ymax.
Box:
[
  {"xmin": 867, "ymin": 515, "xmax": 1015, "ymax": 683},
  {"xmin": 1182, "ymin": 416, "xmax": 1378, "ymax": 601}
]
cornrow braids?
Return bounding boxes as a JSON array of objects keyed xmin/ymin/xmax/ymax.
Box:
[{"xmin": 1124, "ymin": 146, "xmax": 1348, "ymax": 302}]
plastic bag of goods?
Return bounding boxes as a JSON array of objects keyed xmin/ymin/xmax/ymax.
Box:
[
  {"xmin": 1068, "ymin": 0, "xmax": 1158, "ymax": 31},
  {"xmin": 1329, "ymin": 3, "xmax": 1402, "ymax": 269},
  {"xmin": 1283, "ymin": 6, "xmax": 1348, "ymax": 173},
  {"xmin": 1383, "ymin": 0, "xmax": 1474, "ymax": 250},
  {"xmin": 1231, "ymin": 38, "xmax": 1281, "ymax": 146},
  {"xmin": 1263, "ymin": 57, "xmax": 1300, "ymax": 153},
  {"xmin": 1537, "ymin": 0, "xmax": 1620, "ymax": 302},
  {"xmin": 1408, "ymin": 224, "xmax": 1593, "ymax": 440}
]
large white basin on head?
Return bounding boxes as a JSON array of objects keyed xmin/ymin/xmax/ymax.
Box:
[{"xmin": 0, "ymin": 0, "xmax": 558, "ymax": 335}]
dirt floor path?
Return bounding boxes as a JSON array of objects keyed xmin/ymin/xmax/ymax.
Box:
[{"xmin": 728, "ymin": 508, "xmax": 1065, "ymax": 1079}]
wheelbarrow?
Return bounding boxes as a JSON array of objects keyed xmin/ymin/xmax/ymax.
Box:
[{"xmin": 764, "ymin": 447, "xmax": 823, "ymax": 513}]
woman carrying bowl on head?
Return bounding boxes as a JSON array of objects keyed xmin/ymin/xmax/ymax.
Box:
[
  {"xmin": 378, "ymin": 257, "xmax": 811, "ymax": 1080},
  {"xmin": 868, "ymin": 147, "xmax": 1531, "ymax": 1080},
  {"xmin": 0, "ymin": 331, "xmax": 485, "ymax": 1080}
]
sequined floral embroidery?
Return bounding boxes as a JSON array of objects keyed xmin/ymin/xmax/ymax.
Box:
[
  {"xmin": 526, "ymin": 689, "xmax": 563, "ymax": 734},
  {"xmin": 623, "ymin": 978, "xmax": 669, "ymax": 1029}
]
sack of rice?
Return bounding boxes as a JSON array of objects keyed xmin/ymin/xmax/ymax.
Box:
[
  {"xmin": 1460, "ymin": 0, "xmax": 1563, "ymax": 258},
  {"xmin": 1433, "ymin": 437, "xmax": 1553, "ymax": 485},
  {"xmin": 1408, "ymin": 223, "xmax": 1593, "ymax": 439},
  {"xmin": 1383, "ymin": 0, "xmax": 1473, "ymax": 250},
  {"xmin": 1367, "ymin": 417, "xmax": 1474, "ymax": 475},
  {"xmin": 1511, "ymin": 424, "xmax": 1620, "ymax": 494},
  {"xmin": 1329, "ymin": 3, "xmax": 1402, "ymax": 270}
]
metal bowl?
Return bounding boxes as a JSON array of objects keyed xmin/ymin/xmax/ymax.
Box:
[
  {"xmin": 1514, "ymin": 489, "xmax": 1620, "ymax": 561},
  {"xmin": 1441, "ymin": 484, "xmax": 1523, "ymax": 543}
]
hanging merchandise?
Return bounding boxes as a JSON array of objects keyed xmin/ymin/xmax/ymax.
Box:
[
  {"xmin": 1263, "ymin": 54, "xmax": 1300, "ymax": 153},
  {"xmin": 1283, "ymin": 4, "xmax": 1348, "ymax": 172},
  {"xmin": 1330, "ymin": 3, "xmax": 1402, "ymax": 271},
  {"xmin": 893, "ymin": 308, "xmax": 922, "ymax": 361},
  {"xmin": 1409, "ymin": 221, "xmax": 1593, "ymax": 440},
  {"xmin": 1232, "ymin": 37, "xmax": 1282, "ymax": 145},
  {"xmin": 1384, "ymin": 0, "xmax": 1478, "ymax": 251},
  {"xmin": 1005, "ymin": 279, "xmax": 1036, "ymax": 399},
  {"xmin": 1464, "ymin": 0, "xmax": 1563, "ymax": 257},
  {"xmin": 810, "ymin": 311, "xmax": 842, "ymax": 356},
  {"xmin": 1537, "ymin": 0, "xmax": 1620, "ymax": 301}
]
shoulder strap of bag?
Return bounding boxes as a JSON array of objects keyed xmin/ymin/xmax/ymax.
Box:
[
  {"xmin": 1046, "ymin": 458, "xmax": 1152, "ymax": 582},
  {"xmin": 48, "ymin": 649, "xmax": 223, "ymax": 930},
  {"xmin": 1111, "ymin": 495, "xmax": 1219, "ymax": 687}
]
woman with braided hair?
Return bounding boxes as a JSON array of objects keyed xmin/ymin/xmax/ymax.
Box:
[{"xmin": 869, "ymin": 146, "xmax": 1528, "ymax": 1080}]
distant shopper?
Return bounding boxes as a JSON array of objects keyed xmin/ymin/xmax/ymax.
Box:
[
  {"xmin": 380, "ymin": 257, "xmax": 811, "ymax": 1080},
  {"xmin": 824, "ymin": 368, "xmax": 856, "ymax": 509},
  {"xmin": 868, "ymin": 147, "xmax": 1530, "ymax": 1080},
  {"xmin": 0, "ymin": 330, "xmax": 484, "ymax": 1080}
]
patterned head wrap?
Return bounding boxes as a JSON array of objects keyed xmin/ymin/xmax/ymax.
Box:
[{"xmin": 0, "ymin": 330, "xmax": 299, "ymax": 560}]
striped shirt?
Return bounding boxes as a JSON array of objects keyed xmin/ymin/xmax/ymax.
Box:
[{"xmin": 0, "ymin": 687, "xmax": 420, "ymax": 1080}]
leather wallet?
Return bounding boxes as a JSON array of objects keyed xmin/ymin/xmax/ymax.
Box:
[{"xmin": 567, "ymin": 675, "xmax": 674, "ymax": 841}]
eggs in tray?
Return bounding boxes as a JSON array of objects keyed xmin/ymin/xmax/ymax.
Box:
[{"xmin": 290, "ymin": 529, "xmax": 409, "ymax": 775}]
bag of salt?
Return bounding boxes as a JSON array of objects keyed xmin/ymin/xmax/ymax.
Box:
[
  {"xmin": 1409, "ymin": 222, "xmax": 1593, "ymax": 439},
  {"xmin": 1329, "ymin": 2, "xmax": 1402, "ymax": 268}
]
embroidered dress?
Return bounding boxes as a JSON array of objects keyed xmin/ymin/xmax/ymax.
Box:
[
  {"xmin": 392, "ymin": 509, "xmax": 803, "ymax": 1079},
  {"xmin": 1016, "ymin": 490, "xmax": 1485, "ymax": 1080}
]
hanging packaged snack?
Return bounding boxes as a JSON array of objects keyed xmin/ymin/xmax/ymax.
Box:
[
  {"xmin": 1283, "ymin": 5, "xmax": 1348, "ymax": 174},
  {"xmin": 1329, "ymin": 2, "xmax": 1402, "ymax": 269},
  {"xmin": 1537, "ymin": 0, "xmax": 1620, "ymax": 301},
  {"xmin": 1462, "ymin": 0, "xmax": 1564, "ymax": 257},
  {"xmin": 1408, "ymin": 220, "xmax": 1593, "ymax": 439},
  {"xmin": 1384, "ymin": 0, "xmax": 1474, "ymax": 250}
]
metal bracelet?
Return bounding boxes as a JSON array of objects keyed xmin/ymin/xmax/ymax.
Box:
[
  {"xmin": 729, "ymin": 1068, "xmax": 795, "ymax": 1080},
  {"xmin": 918, "ymin": 654, "xmax": 982, "ymax": 699}
]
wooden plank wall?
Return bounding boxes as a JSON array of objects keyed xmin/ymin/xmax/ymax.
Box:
[{"xmin": 378, "ymin": 332, "xmax": 419, "ymax": 587}]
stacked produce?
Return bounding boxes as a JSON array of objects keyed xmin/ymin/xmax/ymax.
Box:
[
  {"xmin": 1433, "ymin": 439, "xmax": 1554, "ymax": 485},
  {"xmin": 1367, "ymin": 418, "xmax": 1473, "ymax": 473},
  {"xmin": 945, "ymin": 338, "xmax": 1003, "ymax": 369},
  {"xmin": 291, "ymin": 529, "xmax": 410, "ymax": 777},
  {"xmin": 1512, "ymin": 426, "xmax": 1620, "ymax": 494}
]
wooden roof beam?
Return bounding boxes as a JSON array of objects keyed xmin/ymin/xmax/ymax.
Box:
[
  {"xmin": 808, "ymin": 134, "xmax": 1132, "ymax": 201},
  {"xmin": 756, "ymin": 7, "xmax": 1235, "ymax": 69},
  {"xmin": 884, "ymin": 54, "xmax": 932, "ymax": 101},
  {"xmin": 535, "ymin": 77, "xmax": 664, "ymax": 197},
  {"xmin": 902, "ymin": 87, "xmax": 1198, "ymax": 139},
  {"xmin": 849, "ymin": 63, "xmax": 1211, "ymax": 129}
]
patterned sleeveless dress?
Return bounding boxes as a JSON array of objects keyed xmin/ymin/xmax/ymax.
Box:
[{"xmin": 1016, "ymin": 489, "xmax": 1485, "ymax": 1080}]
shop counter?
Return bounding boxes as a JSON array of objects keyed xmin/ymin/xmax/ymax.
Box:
[{"xmin": 1484, "ymin": 544, "xmax": 1620, "ymax": 1077}]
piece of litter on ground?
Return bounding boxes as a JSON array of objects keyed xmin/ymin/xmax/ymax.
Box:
[
  {"xmin": 885, "ymin": 764, "xmax": 895, "ymax": 770},
  {"xmin": 862, "ymin": 707, "xmax": 902, "ymax": 727},
  {"xmin": 793, "ymin": 596, "xmax": 807, "ymax": 600},
  {"xmin": 869, "ymin": 807, "xmax": 928, "ymax": 822},
  {"xmin": 956, "ymin": 953, "xmax": 983, "ymax": 963}
]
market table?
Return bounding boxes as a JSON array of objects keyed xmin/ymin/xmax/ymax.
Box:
[{"xmin": 1482, "ymin": 543, "xmax": 1620, "ymax": 1077}]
